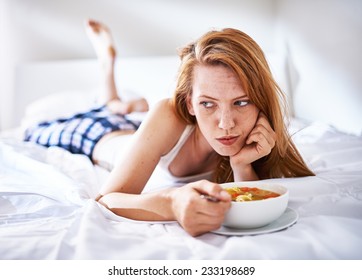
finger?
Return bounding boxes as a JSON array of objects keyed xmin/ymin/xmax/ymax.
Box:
[
  {"xmin": 194, "ymin": 212, "xmax": 226, "ymax": 228},
  {"xmin": 250, "ymin": 131, "xmax": 276, "ymax": 148},
  {"xmin": 190, "ymin": 185, "xmax": 231, "ymax": 217},
  {"xmin": 192, "ymin": 180, "xmax": 231, "ymax": 202},
  {"xmin": 246, "ymin": 132, "xmax": 274, "ymax": 156},
  {"xmin": 197, "ymin": 198, "xmax": 231, "ymax": 217},
  {"xmin": 196, "ymin": 217, "xmax": 225, "ymax": 231},
  {"xmin": 255, "ymin": 112, "xmax": 276, "ymax": 135},
  {"xmin": 246, "ymin": 119, "xmax": 276, "ymax": 147},
  {"xmin": 246, "ymin": 127, "xmax": 276, "ymax": 148},
  {"xmin": 185, "ymin": 220, "xmax": 223, "ymax": 236},
  {"xmin": 181, "ymin": 203, "xmax": 228, "ymax": 236}
]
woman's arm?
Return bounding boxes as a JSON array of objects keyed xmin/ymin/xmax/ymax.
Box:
[
  {"xmin": 98, "ymin": 98, "xmax": 184, "ymax": 195},
  {"xmin": 230, "ymin": 163, "xmax": 259, "ymax": 182},
  {"xmin": 99, "ymin": 180, "xmax": 231, "ymax": 237},
  {"xmin": 96, "ymin": 99, "xmax": 231, "ymax": 236},
  {"xmin": 98, "ymin": 188, "xmax": 176, "ymax": 221}
]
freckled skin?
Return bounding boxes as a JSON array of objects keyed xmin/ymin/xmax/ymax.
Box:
[{"xmin": 188, "ymin": 64, "xmax": 259, "ymax": 157}]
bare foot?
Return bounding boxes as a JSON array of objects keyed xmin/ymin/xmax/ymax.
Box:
[{"xmin": 85, "ymin": 19, "xmax": 116, "ymax": 67}]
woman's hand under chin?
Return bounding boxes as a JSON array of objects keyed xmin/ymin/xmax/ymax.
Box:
[{"xmin": 230, "ymin": 112, "xmax": 276, "ymax": 181}]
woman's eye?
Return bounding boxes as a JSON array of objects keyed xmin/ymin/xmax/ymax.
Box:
[
  {"xmin": 234, "ymin": 100, "xmax": 250, "ymax": 107},
  {"xmin": 200, "ymin": 101, "xmax": 214, "ymax": 108}
]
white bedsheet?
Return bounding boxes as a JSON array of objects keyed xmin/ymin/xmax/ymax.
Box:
[{"xmin": 1, "ymin": 120, "xmax": 362, "ymax": 260}]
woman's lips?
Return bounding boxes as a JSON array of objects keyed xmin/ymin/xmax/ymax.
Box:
[{"xmin": 216, "ymin": 135, "xmax": 239, "ymax": 146}]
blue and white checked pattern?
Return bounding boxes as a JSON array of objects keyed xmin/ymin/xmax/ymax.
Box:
[{"xmin": 24, "ymin": 106, "xmax": 140, "ymax": 158}]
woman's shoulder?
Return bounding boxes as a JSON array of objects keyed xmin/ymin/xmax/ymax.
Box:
[
  {"xmin": 147, "ymin": 98, "xmax": 185, "ymax": 129},
  {"xmin": 135, "ymin": 98, "xmax": 188, "ymax": 155},
  {"xmin": 152, "ymin": 98, "xmax": 177, "ymax": 115}
]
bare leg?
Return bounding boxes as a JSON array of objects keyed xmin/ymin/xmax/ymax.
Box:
[
  {"xmin": 85, "ymin": 19, "xmax": 149, "ymax": 114},
  {"xmin": 85, "ymin": 19, "xmax": 119, "ymax": 104}
]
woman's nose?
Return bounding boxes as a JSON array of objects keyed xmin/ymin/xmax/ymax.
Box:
[{"xmin": 218, "ymin": 109, "xmax": 235, "ymax": 130}]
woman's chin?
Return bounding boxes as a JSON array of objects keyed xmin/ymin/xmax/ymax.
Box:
[{"xmin": 214, "ymin": 146, "xmax": 241, "ymax": 157}]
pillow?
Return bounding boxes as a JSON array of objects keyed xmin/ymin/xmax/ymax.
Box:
[
  {"xmin": 288, "ymin": 47, "xmax": 362, "ymax": 135},
  {"xmin": 20, "ymin": 87, "xmax": 147, "ymax": 132},
  {"xmin": 20, "ymin": 90, "xmax": 97, "ymax": 131}
]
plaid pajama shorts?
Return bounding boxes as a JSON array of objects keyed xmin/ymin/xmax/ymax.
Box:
[{"xmin": 24, "ymin": 106, "xmax": 141, "ymax": 158}]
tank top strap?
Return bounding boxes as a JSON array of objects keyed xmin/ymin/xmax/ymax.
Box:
[{"xmin": 158, "ymin": 125, "xmax": 194, "ymax": 170}]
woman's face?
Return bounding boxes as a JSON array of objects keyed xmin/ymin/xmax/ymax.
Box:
[{"xmin": 188, "ymin": 64, "xmax": 260, "ymax": 156}]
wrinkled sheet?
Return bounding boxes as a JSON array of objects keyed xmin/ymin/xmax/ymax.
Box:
[{"xmin": 1, "ymin": 120, "xmax": 362, "ymax": 259}]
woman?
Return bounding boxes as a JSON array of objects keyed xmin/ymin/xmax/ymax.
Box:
[{"xmin": 25, "ymin": 20, "xmax": 314, "ymax": 236}]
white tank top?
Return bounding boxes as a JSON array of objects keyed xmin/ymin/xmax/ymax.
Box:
[{"xmin": 158, "ymin": 125, "xmax": 214, "ymax": 184}]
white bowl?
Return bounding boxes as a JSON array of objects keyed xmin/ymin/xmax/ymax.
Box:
[{"xmin": 221, "ymin": 182, "xmax": 289, "ymax": 229}]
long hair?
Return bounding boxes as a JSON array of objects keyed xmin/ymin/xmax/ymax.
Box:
[{"xmin": 172, "ymin": 28, "xmax": 315, "ymax": 182}]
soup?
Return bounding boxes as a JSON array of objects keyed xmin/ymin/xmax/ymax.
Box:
[{"xmin": 225, "ymin": 186, "xmax": 280, "ymax": 202}]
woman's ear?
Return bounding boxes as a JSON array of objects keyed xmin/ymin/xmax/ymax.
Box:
[{"xmin": 186, "ymin": 96, "xmax": 195, "ymax": 116}]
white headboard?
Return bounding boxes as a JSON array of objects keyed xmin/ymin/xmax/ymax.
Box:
[
  {"xmin": 14, "ymin": 56, "xmax": 180, "ymax": 126},
  {"xmin": 14, "ymin": 53, "xmax": 290, "ymax": 128}
]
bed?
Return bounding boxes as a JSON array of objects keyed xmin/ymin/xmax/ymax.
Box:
[{"xmin": 1, "ymin": 54, "xmax": 362, "ymax": 260}]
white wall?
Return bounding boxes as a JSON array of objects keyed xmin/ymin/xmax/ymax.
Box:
[
  {"xmin": 276, "ymin": 0, "xmax": 362, "ymax": 135},
  {"xmin": 1, "ymin": 0, "xmax": 362, "ymax": 135},
  {"xmin": 0, "ymin": 0, "xmax": 278, "ymax": 130}
]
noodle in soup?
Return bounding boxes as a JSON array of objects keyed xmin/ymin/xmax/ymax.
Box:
[{"xmin": 225, "ymin": 187, "xmax": 280, "ymax": 202}]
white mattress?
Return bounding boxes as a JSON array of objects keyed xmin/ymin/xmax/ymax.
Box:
[{"xmin": 1, "ymin": 119, "xmax": 362, "ymax": 260}]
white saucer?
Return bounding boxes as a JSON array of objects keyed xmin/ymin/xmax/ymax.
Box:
[{"xmin": 212, "ymin": 207, "xmax": 298, "ymax": 236}]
